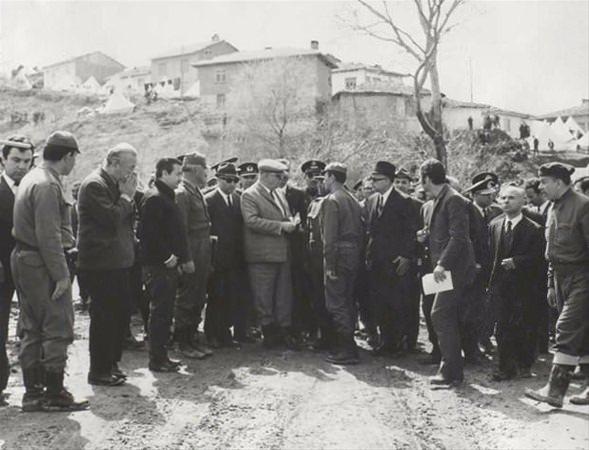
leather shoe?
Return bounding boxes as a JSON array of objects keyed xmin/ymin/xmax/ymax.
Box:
[
  {"xmin": 88, "ymin": 373, "xmax": 125, "ymax": 386},
  {"xmin": 490, "ymin": 371, "xmax": 515, "ymax": 382},
  {"xmin": 429, "ymin": 375, "xmax": 463, "ymax": 387},
  {"xmin": 112, "ymin": 363, "xmax": 127, "ymax": 379},
  {"xmin": 149, "ymin": 361, "xmax": 180, "ymax": 373}
]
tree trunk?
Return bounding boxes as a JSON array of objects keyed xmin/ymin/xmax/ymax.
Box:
[{"xmin": 428, "ymin": 57, "xmax": 447, "ymax": 168}]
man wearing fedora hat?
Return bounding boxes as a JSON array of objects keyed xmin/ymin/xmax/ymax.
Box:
[
  {"xmin": 365, "ymin": 161, "xmax": 419, "ymax": 356},
  {"xmin": 205, "ymin": 163, "xmax": 250, "ymax": 347}
]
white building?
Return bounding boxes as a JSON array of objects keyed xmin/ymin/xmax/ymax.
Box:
[{"xmin": 331, "ymin": 63, "xmax": 408, "ymax": 95}]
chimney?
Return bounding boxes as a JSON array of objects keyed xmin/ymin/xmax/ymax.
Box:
[
  {"xmin": 310, "ymin": 40, "xmax": 319, "ymax": 50},
  {"xmin": 211, "ymin": 34, "xmax": 220, "ymax": 42}
]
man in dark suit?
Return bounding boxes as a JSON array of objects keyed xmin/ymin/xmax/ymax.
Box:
[
  {"xmin": 77, "ymin": 143, "xmax": 138, "ymax": 386},
  {"xmin": 0, "ymin": 136, "xmax": 34, "ymax": 406},
  {"xmin": 205, "ymin": 163, "xmax": 248, "ymax": 346},
  {"xmin": 420, "ymin": 159, "xmax": 476, "ymax": 386},
  {"xmin": 488, "ymin": 185, "xmax": 544, "ymax": 380},
  {"xmin": 241, "ymin": 159, "xmax": 298, "ymax": 348},
  {"xmin": 366, "ymin": 161, "xmax": 419, "ymax": 356}
]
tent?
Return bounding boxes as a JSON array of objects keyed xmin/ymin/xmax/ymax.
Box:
[
  {"xmin": 100, "ymin": 91, "xmax": 135, "ymax": 115},
  {"xmin": 565, "ymin": 116, "xmax": 585, "ymax": 138},
  {"xmin": 78, "ymin": 76, "xmax": 101, "ymax": 95},
  {"xmin": 184, "ymin": 81, "xmax": 200, "ymax": 98},
  {"xmin": 550, "ymin": 117, "xmax": 576, "ymax": 143},
  {"xmin": 575, "ymin": 133, "xmax": 589, "ymax": 151}
]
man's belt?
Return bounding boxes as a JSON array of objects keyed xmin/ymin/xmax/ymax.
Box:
[{"xmin": 15, "ymin": 240, "xmax": 74, "ymax": 253}]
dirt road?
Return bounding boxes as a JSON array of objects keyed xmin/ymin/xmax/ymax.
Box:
[{"xmin": 1, "ymin": 310, "xmax": 587, "ymax": 450}]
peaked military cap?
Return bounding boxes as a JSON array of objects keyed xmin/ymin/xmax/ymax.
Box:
[
  {"xmin": 353, "ymin": 179, "xmax": 364, "ymax": 191},
  {"xmin": 216, "ymin": 163, "xmax": 239, "ymax": 180},
  {"xmin": 210, "ymin": 156, "xmax": 238, "ymax": 171},
  {"xmin": 464, "ymin": 171, "xmax": 499, "ymax": 195},
  {"xmin": 238, "ymin": 162, "xmax": 258, "ymax": 176},
  {"xmin": 395, "ymin": 168, "xmax": 413, "ymax": 181},
  {"xmin": 301, "ymin": 160, "xmax": 326, "ymax": 175}
]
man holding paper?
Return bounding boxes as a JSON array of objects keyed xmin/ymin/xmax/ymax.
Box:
[{"xmin": 419, "ymin": 159, "xmax": 476, "ymax": 387}]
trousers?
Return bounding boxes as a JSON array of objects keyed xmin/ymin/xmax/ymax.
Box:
[
  {"xmin": 247, "ymin": 262, "xmax": 293, "ymax": 328},
  {"xmin": 0, "ymin": 280, "xmax": 14, "ymax": 392}
]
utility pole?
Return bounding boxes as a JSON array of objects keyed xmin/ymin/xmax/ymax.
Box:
[{"xmin": 469, "ymin": 56, "xmax": 473, "ymax": 103}]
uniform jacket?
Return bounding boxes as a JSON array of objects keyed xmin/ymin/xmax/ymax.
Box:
[
  {"xmin": 138, "ymin": 180, "xmax": 189, "ymax": 266},
  {"xmin": 241, "ymin": 181, "xmax": 290, "ymax": 263},
  {"xmin": 428, "ymin": 184, "xmax": 476, "ymax": 288},
  {"xmin": 488, "ymin": 214, "xmax": 544, "ymax": 303},
  {"xmin": 205, "ymin": 189, "xmax": 244, "ymax": 271},
  {"xmin": 175, "ymin": 179, "xmax": 211, "ymax": 247},
  {"xmin": 0, "ymin": 176, "xmax": 16, "ymax": 283},
  {"xmin": 365, "ymin": 187, "xmax": 419, "ymax": 273},
  {"xmin": 12, "ymin": 164, "xmax": 74, "ymax": 282},
  {"xmin": 77, "ymin": 168, "xmax": 135, "ymax": 270}
]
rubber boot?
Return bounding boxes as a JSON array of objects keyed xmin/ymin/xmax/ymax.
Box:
[
  {"xmin": 21, "ymin": 367, "xmax": 45, "ymax": 412},
  {"xmin": 525, "ymin": 364, "xmax": 573, "ymax": 408},
  {"xmin": 570, "ymin": 364, "xmax": 589, "ymax": 405},
  {"xmin": 43, "ymin": 369, "xmax": 89, "ymax": 412}
]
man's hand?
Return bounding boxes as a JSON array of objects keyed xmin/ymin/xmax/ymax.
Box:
[
  {"xmin": 326, "ymin": 269, "xmax": 338, "ymax": 280},
  {"xmin": 52, "ymin": 277, "xmax": 71, "ymax": 301},
  {"xmin": 181, "ymin": 261, "xmax": 195, "ymax": 274},
  {"xmin": 394, "ymin": 256, "xmax": 411, "ymax": 277},
  {"xmin": 433, "ymin": 264, "xmax": 447, "ymax": 283},
  {"xmin": 164, "ymin": 254, "xmax": 178, "ymax": 269},
  {"xmin": 119, "ymin": 172, "xmax": 138, "ymax": 198},
  {"xmin": 281, "ymin": 222, "xmax": 296, "ymax": 234},
  {"xmin": 547, "ymin": 287, "xmax": 557, "ymax": 308},
  {"xmin": 500, "ymin": 258, "xmax": 516, "ymax": 271}
]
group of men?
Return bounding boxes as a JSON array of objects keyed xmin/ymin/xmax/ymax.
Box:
[{"xmin": 0, "ymin": 129, "xmax": 587, "ymax": 413}]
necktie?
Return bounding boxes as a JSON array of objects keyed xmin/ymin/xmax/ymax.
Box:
[
  {"xmin": 377, "ymin": 195, "xmax": 384, "ymax": 217},
  {"xmin": 227, "ymin": 194, "xmax": 232, "ymax": 208},
  {"xmin": 501, "ymin": 220, "xmax": 513, "ymax": 257},
  {"xmin": 483, "ymin": 207, "xmax": 489, "ymax": 223}
]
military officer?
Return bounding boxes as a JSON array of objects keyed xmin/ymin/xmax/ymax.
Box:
[
  {"xmin": 12, "ymin": 131, "xmax": 88, "ymax": 411},
  {"xmin": 320, "ymin": 162, "xmax": 364, "ymax": 365},
  {"xmin": 238, "ymin": 162, "xmax": 259, "ymax": 191}
]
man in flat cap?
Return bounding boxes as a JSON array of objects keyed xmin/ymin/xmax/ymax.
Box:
[
  {"xmin": 365, "ymin": 161, "xmax": 419, "ymax": 356},
  {"xmin": 526, "ymin": 162, "xmax": 589, "ymax": 407},
  {"xmin": 0, "ymin": 135, "xmax": 34, "ymax": 407},
  {"xmin": 238, "ymin": 162, "xmax": 258, "ymax": 191},
  {"xmin": 419, "ymin": 158, "xmax": 476, "ymax": 386},
  {"xmin": 12, "ymin": 131, "xmax": 88, "ymax": 411},
  {"xmin": 205, "ymin": 163, "xmax": 249, "ymax": 346},
  {"xmin": 174, "ymin": 152, "xmax": 213, "ymax": 359},
  {"xmin": 320, "ymin": 162, "xmax": 363, "ymax": 364},
  {"xmin": 241, "ymin": 159, "xmax": 298, "ymax": 349},
  {"xmin": 77, "ymin": 143, "xmax": 138, "ymax": 386}
]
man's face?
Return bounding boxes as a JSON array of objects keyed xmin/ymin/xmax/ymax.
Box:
[
  {"xmin": 115, "ymin": 153, "xmax": 137, "ymax": 181},
  {"xmin": 161, "ymin": 163, "xmax": 183, "ymax": 189},
  {"xmin": 279, "ymin": 170, "xmax": 289, "ymax": 188},
  {"xmin": 324, "ymin": 173, "xmax": 335, "ymax": 191},
  {"xmin": 2, "ymin": 148, "xmax": 33, "ymax": 182},
  {"xmin": 473, "ymin": 192, "xmax": 493, "ymax": 208},
  {"xmin": 499, "ymin": 187, "xmax": 525, "ymax": 215},
  {"xmin": 525, "ymin": 188, "xmax": 544, "ymax": 207},
  {"xmin": 539, "ymin": 176, "xmax": 562, "ymax": 201},
  {"xmin": 240, "ymin": 174, "xmax": 257, "ymax": 189},
  {"xmin": 371, "ymin": 175, "xmax": 392, "ymax": 194},
  {"xmin": 261, "ymin": 171, "xmax": 282, "ymax": 190},
  {"xmin": 354, "ymin": 188, "xmax": 365, "ymax": 202},
  {"xmin": 393, "ymin": 178, "xmax": 411, "ymax": 194},
  {"xmin": 63, "ymin": 152, "xmax": 77, "ymax": 176},
  {"xmin": 362, "ymin": 181, "xmax": 374, "ymax": 197},
  {"xmin": 218, "ymin": 177, "xmax": 237, "ymax": 195}
]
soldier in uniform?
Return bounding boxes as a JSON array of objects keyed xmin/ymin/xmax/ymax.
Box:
[
  {"xmin": 320, "ymin": 162, "xmax": 364, "ymax": 364},
  {"xmin": 526, "ymin": 163, "xmax": 589, "ymax": 407},
  {"xmin": 174, "ymin": 152, "xmax": 213, "ymax": 359},
  {"xmin": 0, "ymin": 136, "xmax": 34, "ymax": 407},
  {"xmin": 12, "ymin": 131, "xmax": 88, "ymax": 411},
  {"xmin": 238, "ymin": 162, "xmax": 258, "ymax": 191}
]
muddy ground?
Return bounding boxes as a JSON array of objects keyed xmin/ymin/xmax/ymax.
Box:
[{"xmin": 1, "ymin": 300, "xmax": 588, "ymax": 450}]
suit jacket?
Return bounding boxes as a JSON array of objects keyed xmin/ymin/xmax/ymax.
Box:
[
  {"xmin": 284, "ymin": 185, "xmax": 309, "ymax": 223},
  {"xmin": 428, "ymin": 184, "xmax": 476, "ymax": 288},
  {"xmin": 0, "ymin": 176, "xmax": 15, "ymax": 283},
  {"xmin": 241, "ymin": 181, "xmax": 290, "ymax": 263},
  {"xmin": 77, "ymin": 168, "xmax": 135, "ymax": 270},
  {"xmin": 488, "ymin": 215, "xmax": 544, "ymax": 304},
  {"xmin": 206, "ymin": 189, "xmax": 244, "ymax": 271},
  {"xmin": 467, "ymin": 201, "xmax": 492, "ymax": 273},
  {"xmin": 365, "ymin": 187, "xmax": 419, "ymax": 273}
]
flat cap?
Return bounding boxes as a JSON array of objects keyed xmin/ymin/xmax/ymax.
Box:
[
  {"xmin": 395, "ymin": 168, "xmax": 413, "ymax": 181},
  {"xmin": 45, "ymin": 130, "xmax": 80, "ymax": 153},
  {"xmin": 258, "ymin": 159, "xmax": 287, "ymax": 173},
  {"xmin": 216, "ymin": 163, "xmax": 239, "ymax": 180},
  {"xmin": 238, "ymin": 162, "xmax": 258, "ymax": 176},
  {"xmin": 539, "ymin": 162, "xmax": 575, "ymax": 180},
  {"xmin": 180, "ymin": 152, "xmax": 207, "ymax": 167},
  {"xmin": 323, "ymin": 162, "xmax": 347, "ymax": 175},
  {"xmin": 301, "ymin": 160, "xmax": 326, "ymax": 175},
  {"xmin": 371, "ymin": 161, "xmax": 396, "ymax": 179}
]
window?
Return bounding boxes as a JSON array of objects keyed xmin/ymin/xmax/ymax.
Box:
[
  {"xmin": 158, "ymin": 62, "xmax": 167, "ymax": 77},
  {"xmin": 181, "ymin": 59, "xmax": 189, "ymax": 73},
  {"xmin": 216, "ymin": 94, "xmax": 226, "ymax": 108},
  {"xmin": 215, "ymin": 70, "xmax": 226, "ymax": 84},
  {"xmin": 345, "ymin": 77, "xmax": 357, "ymax": 89}
]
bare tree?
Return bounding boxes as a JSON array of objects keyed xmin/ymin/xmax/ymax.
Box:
[{"xmin": 351, "ymin": 0, "xmax": 465, "ymax": 166}]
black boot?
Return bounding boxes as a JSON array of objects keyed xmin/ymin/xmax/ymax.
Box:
[
  {"xmin": 21, "ymin": 367, "xmax": 45, "ymax": 412},
  {"xmin": 525, "ymin": 364, "xmax": 573, "ymax": 408},
  {"xmin": 43, "ymin": 370, "xmax": 89, "ymax": 412}
]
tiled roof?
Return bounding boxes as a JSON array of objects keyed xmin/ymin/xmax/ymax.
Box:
[
  {"xmin": 43, "ymin": 51, "xmax": 124, "ymax": 70},
  {"xmin": 538, "ymin": 103, "xmax": 589, "ymax": 119},
  {"xmin": 152, "ymin": 40, "xmax": 237, "ymax": 60},
  {"xmin": 333, "ymin": 62, "xmax": 408, "ymax": 77},
  {"xmin": 192, "ymin": 47, "xmax": 338, "ymax": 68}
]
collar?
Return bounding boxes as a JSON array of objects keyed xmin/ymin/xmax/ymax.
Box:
[
  {"xmin": 2, "ymin": 172, "xmax": 17, "ymax": 191},
  {"xmin": 39, "ymin": 162, "xmax": 63, "ymax": 186},
  {"xmin": 100, "ymin": 168, "xmax": 119, "ymax": 190},
  {"xmin": 217, "ymin": 187, "xmax": 232, "ymax": 202},
  {"xmin": 259, "ymin": 181, "xmax": 273, "ymax": 195},
  {"xmin": 553, "ymin": 188, "xmax": 573, "ymax": 205},
  {"xmin": 154, "ymin": 179, "xmax": 175, "ymax": 199},
  {"xmin": 380, "ymin": 185, "xmax": 394, "ymax": 205},
  {"xmin": 540, "ymin": 200, "xmax": 550, "ymax": 213},
  {"xmin": 504, "ymin": 213, "xmax": 523, "ymax": 229}
]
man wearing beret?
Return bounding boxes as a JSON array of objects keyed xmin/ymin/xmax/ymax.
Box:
[
  {"xmin": 12, "ymin": 131, "xmax": 88, "ymax": 411},
  {"xmin": 319, "ymin": 162, "xmax": 363, "ymax": 364},
  {"xmin": 174, "ymin": 152, "xmax": 213, "ymax": 359},
  {"xmin": 365, "ymin": 161, "xmax": 419, "ymax": 356},
  {"xmin": 77, "ymin": 143, "xmax": 138, "ymax": 386},
  {"xmin": 0, "ymin": 135, "xmax": 34, "ymax": 407},
  {"xmin": 526, "ymin": 162, "xmax": 589, "ymax": 406},
  {"xmin": 419, "ymin": 158, "xmax": 476, "ymax": 386},
  {"xmin": 241, "ymin": 159, "xmax": 298, "ymax": 349}
]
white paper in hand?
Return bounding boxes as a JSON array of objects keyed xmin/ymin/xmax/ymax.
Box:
[{"xmin": 422, "ymin": 272, "xmax": 454, "ymax": 295}]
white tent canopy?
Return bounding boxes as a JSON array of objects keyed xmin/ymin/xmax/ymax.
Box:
[
  {"xmin": 550, "ymin": 117, "xmax": 576, "ymax": 143},
  {"xmin": 100, "ymin": 91, "xmax": 135, "ymax": 115},
  {"xmin": 78, "ymin": 76, "xmax": 101, "ymax": 94}
]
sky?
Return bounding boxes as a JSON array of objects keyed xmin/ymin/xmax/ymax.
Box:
[{"xmin": 0, "ymin": 0, "xmax": 587, "ymax": 115}]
